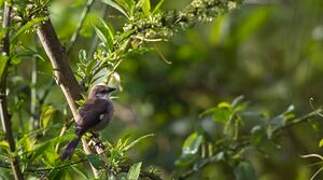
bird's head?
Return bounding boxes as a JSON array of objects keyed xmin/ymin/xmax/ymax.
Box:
[{"xmin": 89, "ymin": 84, "xmax": 116, "ymax": 100}]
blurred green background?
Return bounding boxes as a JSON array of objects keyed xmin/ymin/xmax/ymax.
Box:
[{"xmin": 9, "ymin": 0, "xmax": 323, "ymax": 179}]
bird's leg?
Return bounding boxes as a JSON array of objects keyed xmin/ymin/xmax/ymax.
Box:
[{"xmin": 89, "ymin": 132, "xmax": 105, "ymax": 150}]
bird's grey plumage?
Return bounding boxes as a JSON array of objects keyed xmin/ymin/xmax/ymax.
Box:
[
  {"xmin": 78, "ymin": 97, "xmax": 113, "ymax": 131},
  {"xmin": 61, "ymin": 84, "xmax": 115, "ymax": 160}
]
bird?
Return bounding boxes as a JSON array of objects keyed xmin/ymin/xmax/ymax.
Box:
[{"xmin": 61, "ymin": 84, "xmax": 115, "ymax": 160}]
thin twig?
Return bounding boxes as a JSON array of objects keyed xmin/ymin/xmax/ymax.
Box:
[
  {"xmin": 0, "ymin": 2, "xmax": 24, "ymax": 180},
  {"xmin": 66, "ymin": 0, "xmax": 96, "ymax": 54},
  {"xmin": 272, "ymin": 108, "xmax": 323, "ymax": 136}
]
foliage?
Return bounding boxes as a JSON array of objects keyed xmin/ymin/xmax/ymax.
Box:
[{"xmin": 0, "ymin": 0, "xmax": 323, "ymax": 179}]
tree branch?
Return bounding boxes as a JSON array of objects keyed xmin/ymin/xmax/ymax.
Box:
[
  {"xmin": 36, "ymin": 19, "xmax": 104, "ymax": 178},
  {"xmin": 0, "ymin": 2, "xmax": 24, "ymax": 180}
]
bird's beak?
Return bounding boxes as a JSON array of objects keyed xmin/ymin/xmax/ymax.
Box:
[{"xmin": 107, "ymin": 87, "xmax": 116, "ymax": 93}]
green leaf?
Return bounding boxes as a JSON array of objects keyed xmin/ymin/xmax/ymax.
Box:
[
  {"xmin": 127, "ymin": 162, "xmax": 142, "ymax": 180},
  {"xmin": 182, "ymin": 132, "xmax": 203, "ymax": 155},
  {"xmin": 234, "ymin": 161, "xmax": 257, "ymax": 180},
  {"xmin": 10, "ymin": 17, "xmax": 47, "ymax": 45},
  {"xmin": 94, "ymin": 27, "xmax": 108, "ymax": 46},
  {"xmin": 87, "ymin": 154, "xmax": 105, "ymax": 169},
  {"xmin": 124, "ymin": 133, "xmax": 154, "ymax": 151},
  {"xmin": 94, "ymin": 19, "xmax": 115, "ymax": 50},
  {"xmin": 211, "ymin": 107, "xmax": 232, "ymax": 123},
  {"xmin": 102, "ymin": 0, "xmax": 129, "ymax": 18},
  {"xmin": 152, "ymin": 0, "xmax": 164, "ymax": 14},
  {"xmin": 138, "ymin": 0, "xmax": 151, "ymax": 16},
  {"xmin": 40, "ymin": 105, "xmax": 56, "ymax": 129}
]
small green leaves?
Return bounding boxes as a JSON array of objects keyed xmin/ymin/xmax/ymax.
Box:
[
  {"xmin": 106, "ymin": 134, "xmax": 153, "ymax": 173},
  {"xmin": 127, "ymin": 162, "xmax": 142, "ymax": 180}
]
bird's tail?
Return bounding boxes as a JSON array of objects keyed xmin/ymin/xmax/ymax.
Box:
[{"xmin": 60, "ymin": 137, "xmax": 81, "ymax": 160}]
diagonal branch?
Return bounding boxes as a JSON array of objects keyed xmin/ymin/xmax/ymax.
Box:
[
  {"xmin": 36, "ymin": 19, "xmax": 104, "ymax": 178},
  {"xmin": 0, "ymin": 2, "xmax": 24, "ymax": 180}
]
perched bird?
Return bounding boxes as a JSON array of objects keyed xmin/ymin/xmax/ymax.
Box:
[{"xmin": 61, "ymin": 84, "xmax": 115, "ymax": 160}]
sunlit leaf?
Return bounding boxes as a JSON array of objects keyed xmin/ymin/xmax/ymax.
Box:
[
  {"xmin": 0, "ymin": 140, "xmax": 9, "ymax": 152},
  {"xmin": 319, "ymin": 139, "xmax": 323, "ymax": 148},
  {"xmin": 40, "ymin": 105, "xmax": 56, "ymax": 129},
  {"xmin": 127, "ymin": 162, "xmax": 142, "ymax": 180},
  {"xmin": 182, "ymin": 132, "xmax": 203, "ymax": 155},
  {"xmin": 212, "ymin": 107, "xmax": 232, "ymax": 123}
]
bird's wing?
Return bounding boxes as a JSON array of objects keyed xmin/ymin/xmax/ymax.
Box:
[{"xmin": 78, "ymin": 99, "xmax": 109, "ymax": 130}]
